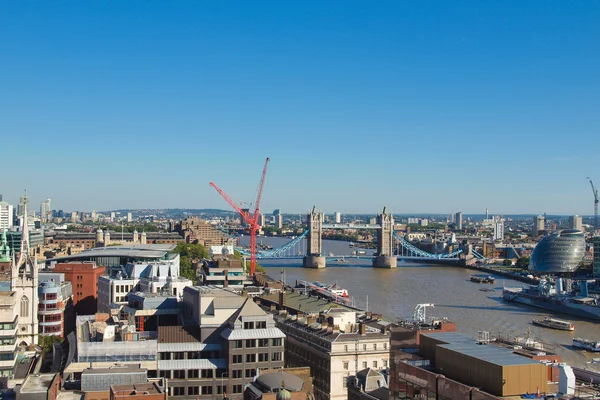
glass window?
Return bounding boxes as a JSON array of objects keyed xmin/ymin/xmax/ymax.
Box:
[
  {"xmin": 233, "ymin": 385, "xmax": 243, "ymax": 394},
  {"xmin": 246, "ymin": 354, "xmax": 256, "ymax": 363},
  {"xmin": 344, "ymin": 345, "xmax": 348, "ymax": 352},
  {"xmin": 271, "ymin": 352, "xmax": 282, "ymax": 362},
  {"xmin": 362, "ymin": 361, "xmax": 367, "ymax": 369},
  {"xmin": 373, "ymin": 361, "xmax": 378, "ymax": 368},
  {"xmin": 343, "ymin": 377, "xmax": 348, "ymax": 388},
  {"xmin": 343, "ymin": 362, "xmax": 349, "ymax": 370},
  {"xmin": 232, "ymin": 370, "xmax": 242, "ymax": 378},
  {"xmin": 244, "ymin": 322, "xmax": 254, "ymax": 330},
  {"xmin": 246, "ymin": 339, "xmax": 256, "ymax": 348},
  {"xmin": 232, "ymin": 340, "xmax": 243, "ymax": 349},
  {"xmin": 272, "ymin": 338, "xmax": 282, "ymax": 346}
]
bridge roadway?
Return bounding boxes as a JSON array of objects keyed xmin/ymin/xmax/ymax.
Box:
[{"xmin": 255, "ymin": 253, "xmax": 464, "ymax": 265}]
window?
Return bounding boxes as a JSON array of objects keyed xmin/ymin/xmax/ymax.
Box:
[
  {"xmin": 363, "ymin": 344, "xmax": 367, "ymax": 351},
  {"xmin": 258, "ymin": 353, "xmax": 269, "ymax": 362},
  {"xmin": 159, "ymin": 353, "xmax": 171, "ymax": 360},
  {"xmin": 344, "ymin": 345, "xmax": 348, "ymax": 352},
  {"xmin": 173, "ymin": 370, "xmax": 186, "ymax": 379},
  {"xmin": 362, "ymin": 362, "xmax": 367, "ymax": 369},
  {"xmin": 258, "ymin": 339, "xmax": 269, "ymax": 347},
  {"xmin": 384, "ymin": 343, "xmax": 388, "ymax": 350},
  {"xmin": 202, "ymin": 386, "xmax": 213, "ymax": 395},
  {"xmin": 373, "ymin": 361, "xmax": 378, "ymax": 368},
  {"xmin": 232, "ymin": 340, "xmax": 243, "ymax": 349},
  {"xmin": 233, "ymin": 385, "xmax": 243, "ymax": 394},
  {"xmin": 188, "ymin": 387, "xmax": 199, "ymax": 396},
  {"xmin": 272, "ymin": 338, "xmax": 282, "ymax": 346},
  {"xmin": 173, "ymin": 387, "xmax": 184, "ymax": 396},
  {"xmin": 20, "ymin": 296, "xmax": 29, "ymax": 317},
  {"xmin": 343, "ymin": 362, "xmax": 349, "ymax": 370},
  {"xmin": 246, "ymin": 339, "xmax": 256, "ymax": 348},
  {"xmin": 201, "ymin": 369, "xmax": 213, "ymax": 378},
  {"xmin": 244, "ymin": 322, "xmax": 254, "ymax": 329},
  {"xmin": 343, "ymin": 377, "xmax": 348, "ymax": 388},
  {"xmin": 174, "ymin": 352, "xmax": 185, "ymax": 360},
  {"xmin": 232, "ymin": 370, "xmax": 242, "ymax": 378},
  {"xmin": 233, "ymin": 355, "xmax": 242, "ymax": 364},
  {"xmin": 245, "ymin": 369, "xmax": 256, "ymax": 378},
  {"xmin": 256, "ymin": 321, "xmax": 267, "ymax": 329},
  {"xmin": 383, "ymin": 359, "xmax": 388, "ymax": 367},
  {"xmin": 271, "ymin": 352, "xmax": 282, "ymax": 362},
  {"xmin": 246, "ymin": 354, "xmax": 256, "ymax": 363},
  {"xmin": 189, "ymin": 370, "xmax": 199, "ymax": 378},
  {"xmin": 373, "ymin": 344, "xmax": 377, "ymax": 350}
]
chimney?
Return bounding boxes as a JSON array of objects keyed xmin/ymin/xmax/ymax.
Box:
[
  {"xmin": 278, "ymin": 291, "xmax": 285, "ymax": 308},
  {"xmin": 366, "ymin": 311, "xmax": 373, "ymax": 320},
  {"xmin": 307, "ymin": 315, "xmax": 317, "ymax": 325},
  {"xmin": 332, "ymin": 325, "xmax": 340, "ymax": 333},
  {"xmin": 359, "ymin": 323, "xmax": 366, "ymax": 335}
]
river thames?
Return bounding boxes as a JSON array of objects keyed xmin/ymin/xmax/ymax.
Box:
[{"xmin": 243, "ymin": 236, "xmax": 600, "ymax": 369}]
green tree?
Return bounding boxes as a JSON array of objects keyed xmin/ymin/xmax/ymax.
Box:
[
  {"xmin": 516, "ymin": 257, "xmax": 531, "ymax": 269},
  {"xmin": 41, "ymin": 335, "xmax": 63, "ymax": 353},
  {"xmin": 172, "ymin": 243, "xmax": 209, "ymax": 282},
  {"xmin": 503, "ymin": 259, "xmax": 513, "ymax": 266}
]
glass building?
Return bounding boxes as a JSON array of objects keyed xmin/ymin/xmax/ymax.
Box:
[{"xmin": 529, "ymin": 229, "xmax": 585, "ymax": 273}]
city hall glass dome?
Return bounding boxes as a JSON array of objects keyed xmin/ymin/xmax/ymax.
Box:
[{"xmin": 529, "ymin": 229, "xmax": 585, "ymax": 273}]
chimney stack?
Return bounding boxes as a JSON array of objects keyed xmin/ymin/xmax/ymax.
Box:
[{"xmin": 359, "ymin": 323, "xmax": 366, "ymax": 335}]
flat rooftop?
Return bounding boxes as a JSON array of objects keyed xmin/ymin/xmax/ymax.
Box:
[
  {"xmin": 20, "ymin": 374, "xmax": 57, "ymax": 394},
  {"xmin": 47, "ymin": 247, "xmax": 173, "ymax": 262},
  {"xmin": 111, "ymin": 382, "xmax": 163, "ymax": 395},
  {"xmin": 82, "ymin": 365, "xmax": 148, "ymax": 375}
]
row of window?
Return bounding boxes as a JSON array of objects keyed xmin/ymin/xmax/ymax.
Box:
[
  {"xmin": 243, "ymin": 321, "xmax": 267, "ymax": 329},
  {"xmin": 232, "ymin": 352, "xmax": 282, "ymax": 363},
  {"xmin": 231, "ymin": 338, "xmax": 282, "ymax": 349},
  {"xmin": 343, "ymin": 343, "xmax": 387, "ymax": 352},
  {"xmin": 170, "ymin": 384, "xmax": 243, "ymax": 396},
  {"xmin": 342, "ymin": 359, "xmax": 387, "ymax": 370},
  {"xmin": 159, "ymin": 351, "xmax": 219, "ymax": 360}
]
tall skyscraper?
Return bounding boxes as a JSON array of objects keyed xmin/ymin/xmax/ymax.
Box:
[
  {"xmin": 40, "ymin": 198, "xmax": 51, "ymax": 223},
  {"xmin": 455, "ymin": 212, "xmax": 463, "ymax": 230},
  {"xmin": 493, "ymin": 221, "xmax": 505, "ymax": 241},
  {"xmin": 569, "ymin": 215, "xmax": 583, "ymax": 231},
  {"xmin": 532, "ymin": 215, "xmax": 545, "ymax": 236},
  {"xmin": 334, "ymin": 212, "xmax": 341, "ymax": 224},
  {"xmin": 127, "ymin": 212, "xmax": 132, "ymax": 222},
  {"xmin": 0, "ymin": 201, "xmax": 14, "ymax": 230},
  {"xmin": 110, "ymin": 211, "xmax": 115, "ymax": 222},
  {"xmin": 276, "ymin": 214, "xmax": 283, "ymax": 229}
]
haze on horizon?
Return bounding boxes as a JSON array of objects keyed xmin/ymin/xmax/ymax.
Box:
[{"xmin": 1, "ymin": 2, "xmax": 598, "ymax": 215}]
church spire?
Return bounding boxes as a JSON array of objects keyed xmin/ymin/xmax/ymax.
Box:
[{"xmin": 14, "ymin": 192, "xmax": 35, "ymax": 277}]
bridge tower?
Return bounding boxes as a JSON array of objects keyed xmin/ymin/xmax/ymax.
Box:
[
  {"xmin": 303, "ymin": 206, "xmax": 326, "ymax": 269},
  {"xmin": 373, "ymin": 206, "xmax": 397, "ymax": 268}
]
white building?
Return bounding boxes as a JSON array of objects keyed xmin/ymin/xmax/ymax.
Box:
[
  {"xmin": 532, "ymin": 215, "xmax": 545, "ymax": 235},
  {"xmin": 98, "ymin": 257, "xmax": 190, "ymax": 313},
  {"xmin": 334, "ymin": 212, "xmax": 341, "ymax": 224},
  {"xmin": 569, "ymin": 215, "xmax": 583, "ymax": 231},
  {"xmin": 127, "ymin": 212, "xmax": 132, "ymax": 222},
  {"xmin": 493, "ymin": 221, "xmax": 505, "ymax": 241},
  {"xmin": 0, "ymin": 201, "xmax": 13, "ymax": 231},
  {"xmin": 40, "ymin": 198, "xmax": 51, "ymax": 223}
]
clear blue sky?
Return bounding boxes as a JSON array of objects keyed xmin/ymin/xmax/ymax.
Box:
[{"xmin": 1, "ymin": 1, "xmax": 599, "ymax": 215}]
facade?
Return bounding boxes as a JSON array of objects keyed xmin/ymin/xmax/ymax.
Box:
[
  {"xmin": 493, "ymin": 221, "xmax": 504, "ymax": 241},
  {"xmin": 0, "ymin": 291, "xmax": 18, "ymax": 377},
  {"xmin": 38, "ymin": 279, "xmax": 74, "ymax": 338},
  {"xmin": 532, "ymin": 215, "xmax": 545, "ymax": 236},
  {"xmin": 52, "ymin": 261, "xmax": 107, "ymax": 315},
  {"xmin": 199, "ymin": 257, "xmax": 252, "ymax": 289},
  {"xmin": 347, "ymin": 368, "xmax": 388, "ymax": 400},
  {"xmin": 334, "ymin": 212, "xmax": 341, "ymax": 224},
  {"xmin": 594, "ymin": 235, "xmax": 600, "ymax": 280},
  {"xmin": 47, "ymin": 245, "xmax": 179, "ymax": 269},
  {"xmin": 111, "ymin": 382, "xmax": 166, "ymax": 400},
  {"xmin": 0, "ymin": 201, "xmax": 14, "ymax": 231},
  {"xmin": 45, "ymin": 231, "xmax": 183, "ymax": 250},
  {"xmin": 171, "ymin": 217, "xmax": 232, "ymax": 247},
  {"xmin": 274, "ymin": 309, "xmax": 390, "ymax": 400},
  {"xmin": 455, "ymin": 212, "xmax": 462, "ymax": 230},
  {"xmin": 569, "ymin": 215, "xmax": 583, "ymax": 231},
  {"xmin": 529, "ymin": 229, "xmax": 586, "ymax": 273}
]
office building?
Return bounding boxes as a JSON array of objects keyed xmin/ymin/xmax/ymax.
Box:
[
  {"xmin": 0, "ymin": 201, "xmax": 13, "ymax": 231},
  {"xmin": 493, "ymin": 221, "xmax": 504, "ymax": 241},
  {"xmin": 529, "ymin": 229, "xmax": 586, "ymax": 273},
  {"xmin": 38, "ymin": 278, "xmax": 74, "ymax": 338},
  {"xmin": 419, "ymin": 219, "xmax": 428, "ymax": 227},
  {"xmin": 334, "ymin": 212, "xmax": 341, "ymax": 224},
  {"xmin": 52, "ymin": 261, "xmax": 107, "ymax": 315},
  {"xmin": 532, "ymin": 215, "xmax": 545, "ymax": 236},
  {"xmin": 455, "ymin": 212, "xmax": 462, "ymax": 230},
  {"xmin": 127, "ymin": 212, "xmax": 133, "ymax": 222},
  {"xmin": 40, "ymin": 198, "xmax": 51, "ymax": 223},
  {"xmin": 171, "ymin": 217, "xmax": 233, "ymax": 247},
  {"xmin": 273, "ymin": 308, "xmax": 390, "ymax": 400},
  {"xmin": 593, "ymin": 235, "xmax": 600, "ymax": 279},
  {"xmin": 275, "ymin": 215, "xmax": 283, "ymax": 229},
  {"xmin": 110, "ymin": 212, "xmax": 116, "ymax": 222},
  {"xmin": 569, "ymin": 215, "xmax": 583, "ymax": 231}
]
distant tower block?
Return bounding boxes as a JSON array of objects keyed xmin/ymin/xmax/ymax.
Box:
[
  {"xmin": 303, "ymin": 206, "xmax": 326, "ymax": 269},
  {"xmin": 373, "ymin": 206, "xmax": 397, "ymax": 268}
]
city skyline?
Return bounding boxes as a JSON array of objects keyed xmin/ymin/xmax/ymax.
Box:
[{"xmin": 1, "ymin": 2, "xmax": 599, "ymax": 214}]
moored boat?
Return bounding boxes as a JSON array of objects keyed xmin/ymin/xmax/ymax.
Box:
[
  {"xmin": 573, "ymin": 337, "xmax": 600, "ymax": 352},
  {"xmin": 532, "ymin": 317, "xmax": 574, "ymax": 331},
  {"xmin": 470, "ymin": 275, "xmax": 495, "ymax": 284}
]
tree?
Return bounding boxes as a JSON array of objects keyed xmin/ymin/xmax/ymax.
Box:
[
  {"xmin": 41, "ymin": 335, "xmax": 63, "ymax": 353},
  {"xmin": 516, "ymin": 257, "xmax": 530, "ymax": 269},
  {"xmin": 172, "ymin": 243, "xmax": 209, "ymax": 282},
  {"xmin": 503, "ymin": 259, "xmax": 513, "ymax": 266}
]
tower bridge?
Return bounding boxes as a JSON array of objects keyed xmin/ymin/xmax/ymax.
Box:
[{"xmin": 237, "ymin": 206, "xmax": 467, "ymax": 268}]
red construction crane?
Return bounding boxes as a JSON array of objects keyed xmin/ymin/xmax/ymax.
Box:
[{"xmin": 210, "ymin": 157, "xmax": 270, "ymax": 276}]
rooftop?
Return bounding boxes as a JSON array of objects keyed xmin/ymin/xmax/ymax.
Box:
[
  {"xmin": 19, "ymin": 374, "xmax": 57, "ymax": 394},
  {"xmin": 82, "ymin": 365, "xmax": 148, "ymax": 375},
  {"xmin": 47, "ymin": 246, "xmax": 174, "ymax": 262},
  {"xmin": 111, "ymin": 382, "xmax": 164, "ymax": 396}
]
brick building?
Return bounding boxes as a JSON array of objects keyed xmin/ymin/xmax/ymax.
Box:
[
  {"xmin": 52, "ymin": 262, "xmax": 106, "ymax": 315},
  {"xmin": 171, "ymin": 217, "xmax": 232, "ymax": 247}
]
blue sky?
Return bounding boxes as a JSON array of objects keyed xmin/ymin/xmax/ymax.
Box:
[{"xmin": 1, "ymin": 1, "xmax": 599, "ymax": 214}]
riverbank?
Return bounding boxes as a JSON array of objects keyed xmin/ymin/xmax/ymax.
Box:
[{"xmin": 463, "ymin": 264, "xmax": 539, "ymax": 285}]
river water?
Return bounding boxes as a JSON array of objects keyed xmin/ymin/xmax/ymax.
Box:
[{"xmin": 242, "ymin": 236, "xmax": 600, "ymax": 369}]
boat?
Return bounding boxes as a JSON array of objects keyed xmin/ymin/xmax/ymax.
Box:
[
  {"xmin": 532, "ymin": 317, "xmax": 574, "ymax": 331},
  {"xmin": 295, "ymin": 280, "xmax": 351, "ymax": 305},
  {"xmin": 573, "ymin": 338, "xmax": 600, "ymax": 352},
  {"xmin": 503, "ymin": 279, "xmax": 600, "ymax": 321},
  {"xmin": 349, "ymin": 242, "xmax": 355, "ymax": 247},
  {"xmin": 355, "ymin": 250, "xmax": 366, "ymax": 256},
  {"xmin": 470, "ymin": 275, "xmax": 495, "ymax": 284},
  {"xmin": 479, "ymin": 288, "xmax": 494, "ymax": 292}
]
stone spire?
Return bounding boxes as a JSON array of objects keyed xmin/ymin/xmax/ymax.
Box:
[{"xmin": 13, "ymin": 192, "xmax": 36, "ymax": 277}]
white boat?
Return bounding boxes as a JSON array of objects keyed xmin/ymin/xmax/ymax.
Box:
[
  {"xmin": 532, "ymin": 317, "xmax": 574, "ymax": 331},
  {"xmin": 573, "ymin": 338, "xmax": 600, "ymax": 352}
]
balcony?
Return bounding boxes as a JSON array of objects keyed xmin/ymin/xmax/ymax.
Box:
[
  {"xmin": 0, "ymin": 327, "xmax": 17, "ymax": 337},
  {"xmin": 0, "ymin": 359, "xmax": 16, "ymax": 369},
  {"xmin": 39, "ymin": 320, "xmax": 62, "ymax": 327},
  {"xmin": 0, "ymin": 343, "xmax": 17, "ymax": 352}
]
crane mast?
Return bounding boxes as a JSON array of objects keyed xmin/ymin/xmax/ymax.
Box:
[
  {"xmin": 587, "ymin": 177, "xmax": 599, "ymax": 233},
  {"xmin": 210, "ymin": 158, "xmax": 270, "ymax": 277}
]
